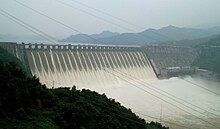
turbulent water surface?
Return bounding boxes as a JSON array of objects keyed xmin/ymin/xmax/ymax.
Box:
[{"xmin": 93, "ymin": 76, "xmax": 220, "ymax": 129}]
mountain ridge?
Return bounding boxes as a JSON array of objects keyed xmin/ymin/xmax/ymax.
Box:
[
  {"xmin": 59, "ymin": 31, "xmax": 119, "ymax": 43},
  {"xmin": 60, "ymin": 25, "xmax": 220, "ymax": 45}
]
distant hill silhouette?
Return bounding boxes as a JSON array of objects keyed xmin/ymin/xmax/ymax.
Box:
[
  {"xmin": 59, "ymin": 31, "xmax": 119, "ymax": 43},
  {"xmin": 155, "ymin": 35, "xmax": 218, "ymax": 47},
  {"xmin": 60, "ymin": 25, "xmax": 220, "ymax": 45}
]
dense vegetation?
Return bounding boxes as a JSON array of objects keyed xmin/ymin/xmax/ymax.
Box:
[
  {"xmin": 0, "ymin": 49, "xmax": 168, "ymax": 129},
  {"xmin": 193, "ymin": 35, "xmax": 220, "ymax": 73},
  {"xmin": 0, "ymin": 46, "xmax": 24, "ymax": 68}
]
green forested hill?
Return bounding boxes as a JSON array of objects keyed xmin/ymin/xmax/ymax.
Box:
[
  {"xmin": 0, "ymin": 46, "xmax": 23, "ymax": 67},
  {"xmin": 0, "ymin": 50, "xmax": 168, "ymax": 129}
]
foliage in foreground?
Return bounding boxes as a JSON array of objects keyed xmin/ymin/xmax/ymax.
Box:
[{"xmin": 0, "ymin": 61, "xmax": 168, "ymax": 129}]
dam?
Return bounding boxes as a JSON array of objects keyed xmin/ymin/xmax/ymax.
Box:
[
  {"xmin": 1, "ymin": 43, "xmax": 156, "ymax": 88},
  {"xmin": 0, "ymin": 42, "xmax": 198, "ymax": 87},
  {"xmin": 27, "ymin": 44, "xmax": 157, "ymax": 88}
]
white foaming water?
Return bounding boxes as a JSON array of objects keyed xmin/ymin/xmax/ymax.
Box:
[
  {"xmin": 93, "ymin": 76, "xmax": 220, "ymax": 129},
  {"xmin": 26, "ymin": 49, "xmax": 156, "ymax": 88}
]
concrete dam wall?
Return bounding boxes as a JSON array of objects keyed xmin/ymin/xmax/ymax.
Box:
[
  {"xmin": 1, "ymin": 43, "xmax": 156, "ymax": 88},
  {"xmin": 145, "ymin": 46, "xmax": 198, "ymax": 78},
  {"xmin": 0, "ymin": 42, "xmax": 199, "ymax": 87}
]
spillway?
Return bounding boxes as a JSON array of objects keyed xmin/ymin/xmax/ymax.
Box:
[{"xmin": 24, "ymin": 44, "xmax": 156, "ymax": 88}]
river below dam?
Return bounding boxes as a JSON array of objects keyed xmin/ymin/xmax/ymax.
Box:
[{"xmin": 85, "ymin": 76, "xmax": 220, "ymax": 129}]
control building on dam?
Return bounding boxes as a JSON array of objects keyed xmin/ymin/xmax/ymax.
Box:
[{"xmin": 0, "ymin": 42, "xmax": 198, "ymax": 88}]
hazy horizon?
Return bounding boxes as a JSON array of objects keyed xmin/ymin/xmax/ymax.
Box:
[{"xmin": 1, "ymin": 0, "xmax": 220, "ymax": 38}]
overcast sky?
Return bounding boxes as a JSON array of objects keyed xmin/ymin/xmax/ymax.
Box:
[{"xmin": 0, "ymin": 0, "xmax": 220, "ymax": 38}]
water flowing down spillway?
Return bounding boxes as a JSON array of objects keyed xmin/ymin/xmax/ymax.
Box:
[{"xmin": 26, "ymin": 46, "xmax": 156, "ymax": 88}]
